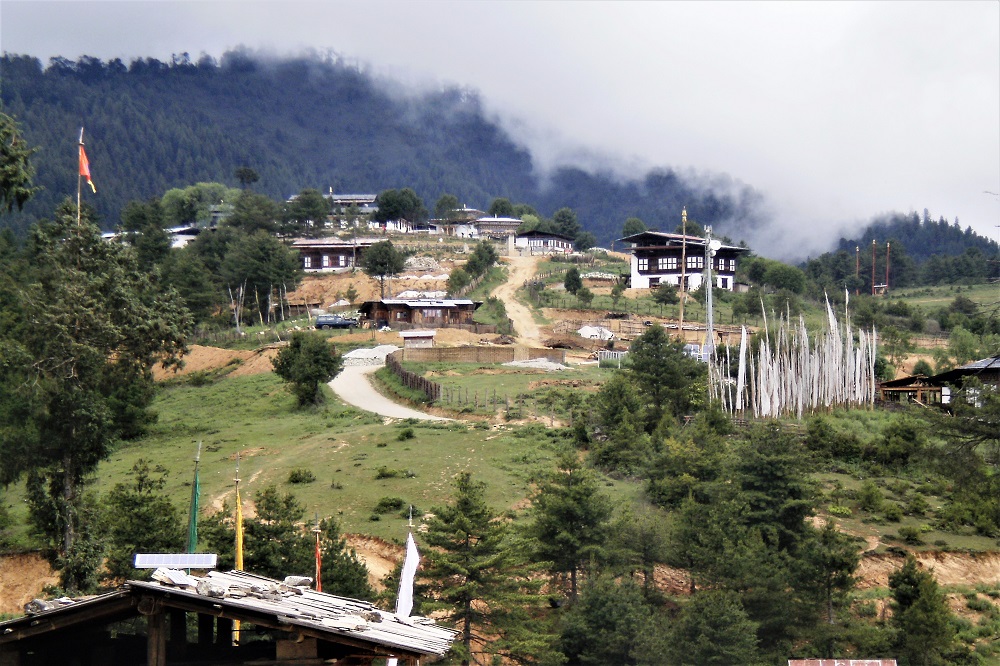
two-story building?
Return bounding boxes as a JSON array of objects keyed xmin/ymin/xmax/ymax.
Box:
[
  {"xmin": 618, "ymin": 230, "xmax": 747, "ymax": 291},
  {"xmin": 291, "ymin": 238, "xmax": 376, "ymax": 271}
]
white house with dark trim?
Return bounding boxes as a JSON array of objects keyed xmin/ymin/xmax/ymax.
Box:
[
  {"xmin": 515, "ymin": 230, "xmax": 574, "ymax": 254},
  {"xmin": 618, "ymin": 231, "xmax": 747, "ymax": 291}
]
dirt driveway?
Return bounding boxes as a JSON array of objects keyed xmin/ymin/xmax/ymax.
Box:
[
  {"xmin": 494, "ymin": 255, "xmax": 543, "ymax": 346},
  {"xmin": 329, "ymin": 366, "xmax": 451, "ymax": 421}
]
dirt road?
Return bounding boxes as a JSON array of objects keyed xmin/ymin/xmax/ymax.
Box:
[
  {"xmin": 329, "ymin": 366, "xmax": 451, "ymax": 421},
  {"xmin": 494, "ymin": 255, "xmax": 543, "ymax": 346}
]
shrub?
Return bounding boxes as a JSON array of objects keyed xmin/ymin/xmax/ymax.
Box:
[
  {"xmin": 857, "ymin": 480, "xmax": 884, "ymax": 512},
  {"xmin": 288, "ymin": 468, "xmax": 316, "ymax": 484},
  {"xmin": 397, "ymin": 427, "xmax": 415, "ymax": 441},
  {"xmin": 373, "ymin": 496, "xmax": 406, "ymax": 514},
  {"xmin": 898, "ymin": 525, "xmax": 923, "ymax": 545},
  {"xmin": 829, "ymin": 505, "xmax": 853, "ymax": 517},
  {"xmin": 907, "ymin": 494, "xmax": 931, "ymax": 516},
  {"xmin": 967, "ymin": 596, "xmax": 994, "ymax": 613},
  {"xmin": 883, "ymin": 502, "xmax": 904, "ymax": 522}
]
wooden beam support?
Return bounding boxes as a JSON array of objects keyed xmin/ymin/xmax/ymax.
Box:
[{"xmin": 147, "ymin": 612, "xmax": 166, "ymax": 666}]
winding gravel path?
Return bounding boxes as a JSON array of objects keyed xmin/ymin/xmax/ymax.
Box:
[{"xmin": 329, "ymin": 365, "xmax": 451, "ymax": 421}]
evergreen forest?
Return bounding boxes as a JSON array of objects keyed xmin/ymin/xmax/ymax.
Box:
[{"xmin": 0, "ymin": 49, "xmax": 768, "ymax": 246}]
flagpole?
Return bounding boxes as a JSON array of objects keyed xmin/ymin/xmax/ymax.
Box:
[
  {"xmin": 313, "ymin": 513, "xmax": 322, "ymax": 593},
  {"xmin": 77, "ymin": 128, "xmax": 83, "ymax": 226},
  {"xmin": 187, "ymin": 441, "xmax": 202, "ymax": 554},
  {"xmin": 233, "ymin": 454, "xmax": 243, "ymax": 646}
]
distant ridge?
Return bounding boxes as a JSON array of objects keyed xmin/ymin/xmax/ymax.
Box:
[{"xmin": 1, "ymin": 49, "xmax": 764, "ymax": 246}]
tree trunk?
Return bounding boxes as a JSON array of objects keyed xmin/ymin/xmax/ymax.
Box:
[
  {"xmin": 462, "ymin": 599, "xmax": 472, "ymax": 666},
  {"xmin": 62, "ymin": 451, "xmax": 75, "ymax": 558}
]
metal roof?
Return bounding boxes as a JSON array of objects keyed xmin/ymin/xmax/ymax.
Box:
[
  {"xmin": 617, "ymin": 230, "xmax": 747, "ymax": 252},
  {"xmin": 376, "ymin": 299, "xmax": 478, "ymax": 307},
  {"xmin": 1, "ymin": 569, "xmax": 456, "ymax": 659},
  {"xmin": 128, "ymin": 570, "xmax": 456, "ymax": 657}
]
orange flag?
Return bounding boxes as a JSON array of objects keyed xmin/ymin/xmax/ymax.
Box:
[{"xmin": 79, "ymin": 144, "xmax": 96, "ymax": 193}]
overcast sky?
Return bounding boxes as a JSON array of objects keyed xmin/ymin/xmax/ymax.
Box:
[{"xmin": 3, "ymin": 0, "xmax": 999, "ymax": 254}]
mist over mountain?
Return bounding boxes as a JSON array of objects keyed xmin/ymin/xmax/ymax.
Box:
[
  {"xmin": 0, "ymin": 49, "xmax": 984, "ymax": 262},
  {"xmin": 0, "ymin": 50, "xmax": 769, "ymax": 244}
]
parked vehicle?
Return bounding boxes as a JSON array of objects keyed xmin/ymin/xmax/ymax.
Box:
[{"xmin": 315, "ymin": 314, "xmax": 356, "ymax": 330}]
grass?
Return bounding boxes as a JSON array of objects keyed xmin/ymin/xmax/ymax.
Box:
[
  {"xmin": 892, "ymin": 283, "xmax": 1000, "ymax": 310},
  {"xmin": 1, "ymin": 369, "xmax": 634, "ymax": 547},
  {"xmin": 398, "ymin": 360, "xmax": 610, "ymax": 417}
]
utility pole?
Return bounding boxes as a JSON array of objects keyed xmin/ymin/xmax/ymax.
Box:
[
  {"xmin": 871, "ymin": 239, "xmax": 876, "ymax": 296},
  {"xmin": 678, "ymin": 207, "xmax": 687, "ymax": 337}
]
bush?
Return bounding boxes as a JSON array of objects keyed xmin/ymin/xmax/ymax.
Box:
[
  {"xmin": 288, "ymin": 468, "xmax": 316, "ymax": 484},
  {"xmin": 898, "ymin": 525, "xmax": 923, "ymax": 545},
  {"xmin": 397, "ymin": 427, "xmax": 415, "ymax": 441},
  {"xmin": 373, "ymin": 496, "xmax": 406, "ymax": 514},
  {"xmin": 907, "ymin": 494, "xmax": 931, "ymax": 516},
  {"xmin": 829, "ymin": 505, "xmax": 853, "ymax": 517},
  {"xmin": 883, "ymin": 502, "xmax": 904, "ymax": 522},
  {"xmin": 967, "ymin": 596, "xmax": 994, "ymax": 613},
  {"xmin": 857, "ymin": 480, "xmax": 884, "ymax": 512},
  {"xmin": 374, "ymin": 466, "xmax": 415, "ymax": 480}
]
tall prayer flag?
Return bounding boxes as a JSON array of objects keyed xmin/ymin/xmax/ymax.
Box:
[
  {"xmin": 314, "ymin": 519, "xmax": 323, "ymax": 593},
  {"xmin": 78, "ymin": 143, "xmax": 95, "ymax": 193},
  {"xmin": 234, "ymin": 480, "xmax": 244, "ymax": 570},
  {"xmin": 233, "ymin": 458, "xmax": 243, "ymax": 646},
  {"xmin": 187, "ymin": 442, "xmax": 201, "ymax": 553},
  {"xmin": 388, "ymin": 532, "xmax": 421, "ymax": 666},
  {"xmin": 396, "ymin": 532, "xmax": 420, "ymax": 618}
]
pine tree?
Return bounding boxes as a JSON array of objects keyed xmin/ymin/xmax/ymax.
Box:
[
  {"xmin": 422, "ymin": 472, "xmax": 555, "ymax": 666},
  {"xmin": 528, "ymin": 449, "xmax": 612, "ymax": 602}
]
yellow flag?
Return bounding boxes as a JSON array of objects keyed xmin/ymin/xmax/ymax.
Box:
[
  {"xmin": 234, "ymin": 483, "xmax": 244, "ymax": 571},
  {"xmin": 233, "ymin": 474, "xmax": 244, "ymax": 646}
]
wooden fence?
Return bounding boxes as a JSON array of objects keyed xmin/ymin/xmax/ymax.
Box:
[
  {"xmin": 402, "ymin": 346, "xmax": 565, "ymax": 364},
  {"xmin": 385, "ymin": 350, "xmax": 442, "ymax": 402}
]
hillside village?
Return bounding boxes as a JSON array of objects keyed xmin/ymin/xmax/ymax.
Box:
[{"xmin": 3, "ymin": 97, "xmax": 1000, "ymax": 663}]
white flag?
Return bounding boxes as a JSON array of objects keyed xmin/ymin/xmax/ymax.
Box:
[
  {"xmin": 396, "ymin": 532, "xmax": 420, "ymax": 618},
  {"xmin": 388, "ymin": 533, "xmax": 421, "ymax": 666}
]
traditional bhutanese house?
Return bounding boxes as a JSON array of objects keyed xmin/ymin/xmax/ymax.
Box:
[
  {"xmin": 617, "ymin": 230, "xmax": 748, "ymax": 291},
  {"xmin": 877, "ymin": 374, "xmax": 948, "ymax": 405},
  {"xmin": 0, "ymin": 569, "xmax": 456, "ymax": 666},
  {"xmin": 399, "ymin": 329, "xmax": 436, "ymax": 348},
  {"xmin": 931, "ymin": 355, "xmax": 1000, "ymax": 390},
  {"xmin": 291, "ymin": 238, "xmax": 375, "ymax": 271},
  {"xmin": 476, "ymin": 216, "xmax": 522, "ymax": 239},
  {"xmin": 324, "ymin": 192, "xmax": 379, "ymax": 215},
  {"xmin": 514, "ymin": 230, "xmax": 575, "ymax": 254},
  {"xmin": 359, "ymin": 299, "xmax": 481, "ymax": 328}
]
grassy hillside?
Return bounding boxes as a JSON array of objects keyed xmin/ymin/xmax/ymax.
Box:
[{"xmin": 0, "ymin": 367, "xmax": 644, "ymax": 547}]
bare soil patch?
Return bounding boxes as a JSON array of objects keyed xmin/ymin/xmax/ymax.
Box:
[
  {"xmin": 0, "ymin": 552, "xmax": 58, "ymax": 615},
  {"xmin": 345, "ymin": 534, "xmax": 403, "ymax": 592}
]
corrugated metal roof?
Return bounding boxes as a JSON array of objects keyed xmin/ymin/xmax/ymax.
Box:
[
  {"xmin": 957, "ymin": 355, "xmax": 1000, "ymax": 371},
  {"xmin": 1, "ymin": 570, "xmax": 456, "ymax": 658},
  {"xmin": 129, "ymin": 569, "xmax": 456, "ymax": 656},
  {"xmin": 379, "ymin": 299, "xmax": 477, "ymax": 307}
]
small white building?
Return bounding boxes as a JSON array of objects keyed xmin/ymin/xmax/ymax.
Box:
[{"xmin": 399, "ymin": 329, "xmax": 436, "ymax": 348}]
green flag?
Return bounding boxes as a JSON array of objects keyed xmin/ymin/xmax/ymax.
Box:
[{"xmin": 187, "ymin": 442, "xmax": 201, "ymax": 553}]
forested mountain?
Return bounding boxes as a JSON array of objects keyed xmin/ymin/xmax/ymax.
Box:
[
  {"xmin": 1, "ymin": 50, "xmax": 763, "ymax": 244},
  {"xmin": 804, "ymin": 210, "xmax": 1000, "ymax": 290}
]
